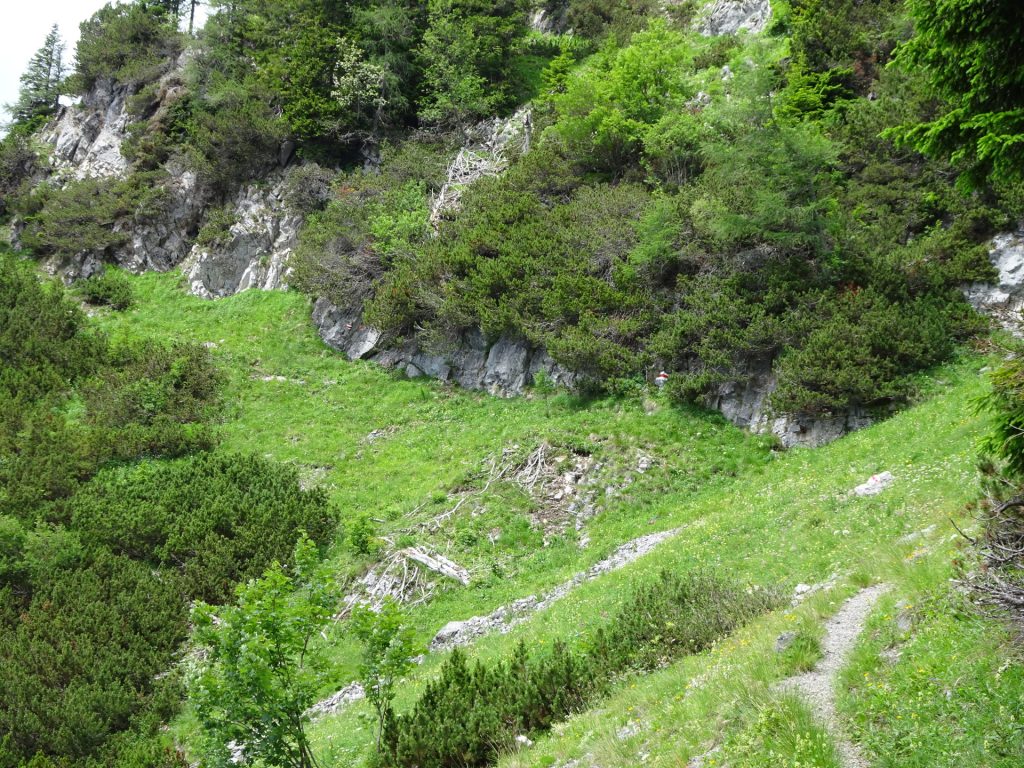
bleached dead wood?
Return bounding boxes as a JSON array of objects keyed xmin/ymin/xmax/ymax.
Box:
[
  {"xmin": 429, "ymin": 107, "xmax": 533, "ymax": 227},
  {"xmin": 419, "ymin": 450, "xmax": 517, "ymax": 532},
  {"xmin": 336, "ymin": 545, "xmax": 471, "ymax": 619},
  {"xmin": 401, "ymin": 547, "xmax": 470, "ymax": 585}
]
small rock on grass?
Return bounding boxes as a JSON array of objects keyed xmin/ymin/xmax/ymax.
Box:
[{"xmin": 852, "ymin": 471, "xmax": 894, "ymax": 497}]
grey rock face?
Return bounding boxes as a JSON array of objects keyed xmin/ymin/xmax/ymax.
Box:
[
  {"xmin": 963, "ymin": 225, "xmax": 1024, "ymax": 329},
  {"xmin": 700, "ymin": 0, "xmax": 772, "ymax": 36},
  {"xmin": 32, "ymin": 57, "xmax": 209, "ymax": 280},
  {"xmin": 41, "ymin": 77, "xmax": 131, "ymax": 179},
  {"xmin": 37, "ymin": 161, "xmax": 207, "ymax": 281},
  {"xmin": 182, "ymin": 175, "xmax": 299, "ymax": 298},
  {"xmin": 312, "ymin": 297, "xmax": 576, "ymax": 396},
  {"xmin": 530, "ymin": 4, "xmax": 569, "ymax": 34},
  {"xmin": 313, "ymin": 298, "xmax": 866, "ymax": 446},
  {"xmin": 703, "ymin": 355, "xmax": 873, "ymax": 448},
  {"xmin": 755, "ymin": 409, "xmax": 875, "ymax": 450}
]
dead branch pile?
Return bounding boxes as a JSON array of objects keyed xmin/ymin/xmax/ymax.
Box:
[
  {"xmin": 963, "ymin": 495, "xmax": 1024, "ymax": 625},
  {"xmin": 416, "ymin": 449, "xmax": 519, "ymax": 533},
  {"xmin": 337, "ymin": 546, "xmax": 471, "ymax": 619},
  {"xmin": 513, "ymin": 442, "xmax": 595, "ymax": 539},
  {"xmin": 429, "ymin": 107, "xmax": 532, "ymax": 227}
]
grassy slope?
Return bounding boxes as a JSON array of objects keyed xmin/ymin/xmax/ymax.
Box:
[{"xmin": 98, "ymin": 273, "xmax": 1023, "ymax": 767}]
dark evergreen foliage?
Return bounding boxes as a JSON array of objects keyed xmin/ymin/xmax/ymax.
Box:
[
  {"xmin": 0, "ymin": 251, "xmax": 336, "ymax": 767},
  {"xmin": 379, "ymin": 571, "xmax": 778, "ymax": 768}
]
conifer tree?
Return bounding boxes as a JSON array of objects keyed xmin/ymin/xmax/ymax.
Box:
[
  {"xmin": 893, "ymin": 0, "xmax": 1024, "ymax": 189},
  {"xmin": 11, "ymin": 25, "xmax": 64, "ymax": 125}
]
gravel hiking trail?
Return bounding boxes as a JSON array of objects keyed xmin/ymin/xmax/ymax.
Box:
[{"xmin": 780, "ymin": 583, "xmax": 891, "ymax": 768}]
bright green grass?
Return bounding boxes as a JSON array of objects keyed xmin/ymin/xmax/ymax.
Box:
[
  {"xmin": 306, "ymin": 351, "xmax": 997, "ymax": 766},
  {"xmin": 839, "ymin": 554, "xmax": 1024, "ymax": 767},
  {"xmin": 101, "ymin": 274, "xmax": 1022, "ymax": 767},
  {"xmin": 95, "ymin": 272, "xmax": 774, "ymax": 676}
]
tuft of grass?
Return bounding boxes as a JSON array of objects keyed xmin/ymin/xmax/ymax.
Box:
[{"xmin": 717, "ymin": 695, "xmax": 842, "ymax": 768}]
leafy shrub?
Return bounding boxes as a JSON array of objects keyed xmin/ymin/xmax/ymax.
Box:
[
  {"xmin": 417, "ymin": 0, "xmax": 531, "ymax": 127},
  {"xmin": 551, "ymin": 20, "xmax": 694, "ymax": 173},
  {"xmin": 0, "ymin": 130, "xmax": 41, "ymax": 217},
  {"xmin": 193, "ymin": 203, "xmax": 236, "ymax": 250},
  {"xmin": 283, "ymin": 163, "xmax": 336, "ymax": 215},
  {"xmin": 190, "ymin": 536, "xmax": 338, "ymax": 768},
  {"xmin": 564, "ymin": 0, "xmax": 664, "ymax": 44},
  {"xmin": 69, "ymin": 451, "xmax": 337, "ymax": 603},
  {"xmin": 0, "ymin": 551, "xmax": 188, "ymax": 765},
  {"xmin": 588, "ymin": 570, "xmax": 780, "ymax": 672},
  {"xmin": 0, "ymin": 450, "xmax": 337, "ymax": 766},
  {"xmin": 271, "ymin": 0, "xmax": 1006, "ymax": 420},
  {"xmin": 0, "ymin": 260, "xmax": 230, "ymax": 519},
  {"xmin": 0, "ymin": 252, "xmax": 102, "ymax": 405},
  {"xmin": 347, "ymin": 513, "xmax": 380, "ymax": 556},
  {"xmin": 80, "ymin": 338, "xmax": 222, "ymax": 461},
  {"xmin": 74, "ymin": 267, "xmax": 135, "ymax": 310},
  {"xmin": 184, "ymin": 76, "xmax": 287, "ymax": 193},
  {"xmin": 292, "ymin": 173, "xmax": 430, "ymax": 310},
  {"xmin": 770, "ymin": 290, "xmax": 978, "ymax": 414}
]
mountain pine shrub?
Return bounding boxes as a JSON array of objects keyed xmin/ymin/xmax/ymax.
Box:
[{"xmin": 378, "ymin": 571, "xmax": 779, "ymax": 768}]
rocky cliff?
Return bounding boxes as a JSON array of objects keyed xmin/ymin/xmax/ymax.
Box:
[
  {"xmin": 24, "ymin": 0, "xmax": 1016, "ymax": 450},
  {"xmin": 33, "ymin": 61, "xmax": 211, "ymax": 279},
  {"xmin": 700, "ymin": 0, "xmax": 772, "ymax": 36},
  {"xmin": 41, "ymin": 77, "xmax": 132, "ymax": 180},
  {"xmin": 963, "ymin": 226, "xmax": 1024, "ymax": 331},
  {"xmin": 181, "ymin": 175, "xmax": 299, "ymax": 298},
  {"xmin": 313, "ymin": 297, "xmax": 577, "ymax": 395}
]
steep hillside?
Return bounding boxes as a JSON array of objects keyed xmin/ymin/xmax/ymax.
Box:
[
  {"xmin": 1, "ymin": 1, "xmax": 1023, "ymax": 768},
  {"xmin": 96, "ymin": 270, "xmax": 1023, "ymax": 768},
  {"xmin": 4, "ymin": 0, "xmax": 1021, "ymax": 446}
]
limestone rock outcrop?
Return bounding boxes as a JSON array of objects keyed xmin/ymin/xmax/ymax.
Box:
[
  {"xmin": 963, "ymin": 226, "xmax": 1024, "ymax": 328},
  {"xmin": 40, "ymin": 77, "xmax": 132, "ymax": 180},
  {"xmin": 182, "ymin": 175, "xmax": 299, "ymax": 298},
  {"xmin": 312, "ymin": 297, "xmax": 576, "ymax": 396},
  {"xmin": 704, "ymin": 356, "xmax": 874, "ymax": 449},
  {"xmin": 700, "ymin": 0, "xmax": 772, "ymax": 36},
  {"xmin": 31, "ymin": 57, "xmax": 209, "ymax": 280}
]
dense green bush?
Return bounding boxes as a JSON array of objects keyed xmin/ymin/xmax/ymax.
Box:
[
  {"xmin": 0, "ymin": 265, "xmax": 259, "ymax": 768},
  {"xmin": 291, "ymin": 161, "xmax": 432, "ymax": 310},
  {"xmin": 550, "ymin": 20, "xmax": 694, "ymax": 173},
  {"xmin": 72, "ymin": 2, "xmax": 183, "ymax": 92},
  {"xmin": 0, "ymin": 131, "xmax": 41, "ymax": 218},
  {"xmin": 588, "ymin": 570, "xmax": 780, "ymax": 671},
  {"xmin": 0, "ymin": 253, "xmax": 102, "ymax": 405},
  {"xmin": 283, "ymin": 163, "xmax": 336, "ymax": 215},
  {"xmin": 80, "ymin": 338, "xmax": 222, "ymax": 461},
  {"xmin": 74, "ymin": 267, "xmax": 135, "ymax": 310},
  {"xmin": 0, "ymin": 551, "xmax": 187, "ymax": 766},
  {"xmin": 184, "ymin": 76, "xmax": 287, "ymax": 193},
  {"xmin": 0, "ymin": 448, "xmax": 337, "ymax": 767},
  {"xmin": 303, "ymin": 10, "xmax": 1008, "ymax": 415},
  {"xmin": 770, "ymin": 290, "xmax": 976, "ymax": 414},
  {"xmin": 192, "ymin": 202, "xmax": 236, "ymax": 250},
  {"xmin": 563, "ymin": 0, "xmax": 666, "ymax": 44},
  {"xmin": 379, "ymin": 571, "xmax": 778, "ymax": 768},
  {"xmin": 18, "ymin": 172, "xmax": 170, "ymax": 263},
  {"xmin": 66, "ymin": 452, "xmax": 337, "ymax": 601},
  {"xmin": 417, "ymin": 0, "xmax": 531, "ymax": 127}
]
